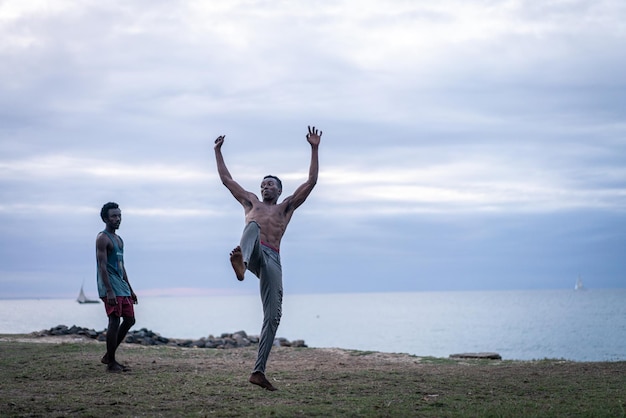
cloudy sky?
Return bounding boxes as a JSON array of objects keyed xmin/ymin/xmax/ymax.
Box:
[{"xmin": 1, "ymin": 0, "xmax": 624, "ymax": 299}]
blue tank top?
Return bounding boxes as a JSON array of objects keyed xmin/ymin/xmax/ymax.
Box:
[{"xmin": 97, "ymin": 230, "xmax": 131, "ymax": 297}]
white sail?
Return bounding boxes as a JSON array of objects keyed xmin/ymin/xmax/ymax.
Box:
[
  {"xmin": 77, "ymin": 286, "xmax": 87, "ymax": 302},
  {"xmin": 574, "ymin": 277, "xmax": 584, "ymax": 291},
  {"xmin": 77, "ymin": 284, "xmax": 99, "ymax": 303}
]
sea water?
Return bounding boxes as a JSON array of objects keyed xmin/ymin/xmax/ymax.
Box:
[{"xmin": 0, "ymin": 289, "xmax": 624, "ymax": 361}]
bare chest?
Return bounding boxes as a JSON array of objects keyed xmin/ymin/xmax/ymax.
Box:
[{"xmin": 245, "ymin": 203, "xmax": 291, "ymax": 239}]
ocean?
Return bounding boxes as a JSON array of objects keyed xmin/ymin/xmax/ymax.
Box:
[{"xmin": 1, "ymin": 289, "xmax": 624, "ymax": 362}]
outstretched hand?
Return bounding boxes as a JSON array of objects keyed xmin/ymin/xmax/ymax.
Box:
[
  {"xmin": 306, "ymin": 126, "xmax": 322, "ymax": 147},
  {"xmin": 214, "ymin": 135, "xmax": 225, "ymax": 150}
]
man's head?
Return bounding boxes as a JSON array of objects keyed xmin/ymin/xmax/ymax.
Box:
[
  {"xmin": 100, "ymin": 202, "xmax": 121, "ymax": 229},
  {"xmin": 261, "ymin": 175, "xmax": 282, "ymax": 202},
  {"xmin": 263, "ymin": 175, "xmax": 282, "ymax": 190}
]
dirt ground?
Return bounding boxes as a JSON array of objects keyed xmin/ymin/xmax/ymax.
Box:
[
  {"xmin": 1, "ymin": 333, "xmax": 626, "ymax": 417},
  {"xmin": 0, "ymin": 333, "xmax": 424, "ymax": 369},
  {"xmin": 3, "ymin": 332, "xmax": 623, "ymax": 379}
]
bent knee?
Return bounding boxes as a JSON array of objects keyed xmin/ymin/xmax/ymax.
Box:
[
  {"xmin": 273, "ymin": 310, "xmax": 282, "ymax": 327},
  {"xmin": 264, "ymin": 309, "xmax": 281, "ymax": 329}
]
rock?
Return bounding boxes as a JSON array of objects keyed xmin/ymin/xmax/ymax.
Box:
[
  {"xmin": 291, "ymin": 339, "xmax": 307, "ymax": 348},
  {"xmin": 233, "ymin": 330, "xmax": 248, "ymax": 339},
  {"xmin": 449, "ymin": 352, "xmax": 502, "ymax": 360},
  {"xmin": 204, "ymin": 340, "xmax": 219, "ymax": 349},
  {"xmin": 141, "ymin": 337, "xmax": 156, "ymax": 346},
  {"xmin": 192, "ymin": 339, "xmax": 206, "ymax": 348},
  {"xmin": 155, "ymin": 335, "xmax": 169, "ymax": 344},
  {"xmin": 275, "ymin": 337, "xmax": 289, "ymax": 347},
  {"xmin": 35, "ymin": 325, "xmax": 306, "ymax": 351},
  {"xmin": 49, "ymin": 325, "xmax": 69, "ymax": 335},
  {"xmin": 232, "ymin": 333, "xmax": 251, "ymax": 347},
  {"xmin": 177, "ymin": 339, "xmax": 194, "ymax": 347}
]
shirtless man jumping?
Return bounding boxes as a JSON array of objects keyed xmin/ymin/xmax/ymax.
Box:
[{"xmin": 214, "ymin": 125, "xmax": 321, "ymax": 391}]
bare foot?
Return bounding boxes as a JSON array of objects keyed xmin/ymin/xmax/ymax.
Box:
[
  {"xmin": 106, "ymin": 362, "xmax": 131, "ymax": 373},
  {"xmin": 101, "ymin": 354, "xmax": 129, "ymax": 369},
  {"xmin": 249, "ymin": 371, "xmax": 277, "ymax": 391},
  {"xmin": 230, "ymin": 246, "xmax": 246, "ymax": 281}
]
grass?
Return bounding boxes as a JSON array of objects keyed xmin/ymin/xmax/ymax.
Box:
[{"xmin": 0, "ymin": 335, "xmax": 625, "ymax": 417}]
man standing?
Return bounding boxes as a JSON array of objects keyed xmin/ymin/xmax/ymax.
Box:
[
  {"xmin": 96, "ymin": 202, "xmax": 138, "ymax": 373},
  {"xmin": 214, "ymin": 126, "xmax": 321, "ymax": 391}
]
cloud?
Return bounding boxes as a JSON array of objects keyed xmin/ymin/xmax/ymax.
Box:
[
  {"xmin": 0, "ymin": 154, "xmax": 210, "ymax": 182},
  {"xmin": 1, "ymin": 0, "xmax": 625, "ymax": 298}
]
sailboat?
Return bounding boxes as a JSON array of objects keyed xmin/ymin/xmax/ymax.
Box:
[
  {"xmin": 77, "ymin": 284, "xmax": 100, "ymax": 304},
  {"xmin": 574, "ymin": 276, "xmax": 585, "ymax": 291}
]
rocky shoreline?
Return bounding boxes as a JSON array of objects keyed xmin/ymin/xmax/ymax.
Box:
[
  {"xmin": 33, "ymin": 324, "xmax": 307, "ymax": 349},
  {"xmin": 32, "ymin": 325, "xmax": 504, "ymax": 360}
]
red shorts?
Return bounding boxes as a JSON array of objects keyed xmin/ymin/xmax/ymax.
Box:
[{"xmin": 101, "ymin": 296, "xmax": 135, "ymax": 318}]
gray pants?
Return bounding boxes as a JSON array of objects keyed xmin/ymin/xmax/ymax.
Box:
[{"xmin": 239, "ymin": 221, "xmax": 283, "ymax": 374}]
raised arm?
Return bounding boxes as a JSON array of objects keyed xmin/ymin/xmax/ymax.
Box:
[
  {"xmin": 214, "ymin": 135, "xmax": 256, "ymax": 209},
  {"xmin": 284, "ymin": 126, "xmax": 321, "ymax": 211}
]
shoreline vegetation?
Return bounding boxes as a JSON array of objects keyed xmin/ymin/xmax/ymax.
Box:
[{"xmin": 1, "ymin": 330, "xmax": 625, "ymax": 417}]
